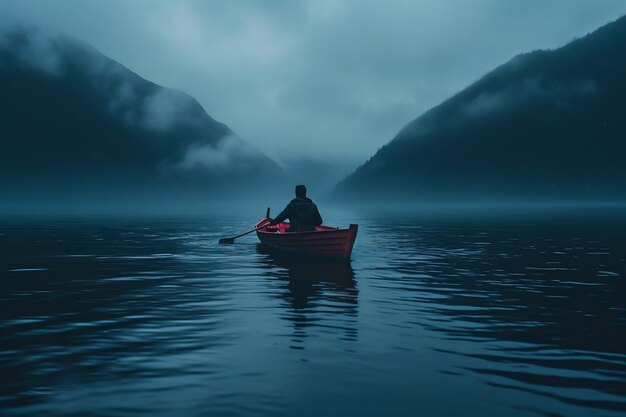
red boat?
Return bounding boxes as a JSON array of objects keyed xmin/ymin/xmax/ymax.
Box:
[{"xmin": 255, "ymin": 213, "xmax": 358, "ymax": 261}]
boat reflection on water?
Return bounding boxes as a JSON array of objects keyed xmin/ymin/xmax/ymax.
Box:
[{"xmin": 256, "ymin": 245, "xmax": 359, "ymax": 347}]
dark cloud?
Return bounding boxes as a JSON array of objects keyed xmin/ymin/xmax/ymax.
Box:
[{"xmin": 1, "ymin": 0, "xmax": 624, "ymax": 173}]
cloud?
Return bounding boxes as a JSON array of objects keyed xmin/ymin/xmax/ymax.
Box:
[
  {"xmin": 141, "ymin": 88, "xmax": 199, "ymax": 131},
  {"xmin": 1, "ymin": 0, "xmax": 624, "ymax": 168},
  {"xmin": 0, "ymin": 23, "xmax": 63, "ymax": 75},
  {"xmin": 1, "ymin": 26, "xmax": 194, "ymax": 131},
  {"xmin": 462, "ymin": 77, "xmax": 599, "ymax": 118},
  {"xmin": 175, "ymin": 134, "xmax": 261, "ymax": 173},
  {"xmin": 107, "ymin": 78, "xmax": 140, "ymax": 125}
]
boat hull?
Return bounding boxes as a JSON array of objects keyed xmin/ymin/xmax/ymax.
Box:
[{"xmin": 255, "ymin": 219, "xmax": 358, "ymax": 261}]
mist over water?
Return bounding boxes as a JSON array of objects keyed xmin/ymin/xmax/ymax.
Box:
[
  {"xmin": 2, "ymin": 5, "xmax": 626, "ymax": 416},
  {"xmin": 1, "ymin": 208, "xmax": 625, "ymax": 417}
]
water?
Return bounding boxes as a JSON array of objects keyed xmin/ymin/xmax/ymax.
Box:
[{"xmin": 1, "ymin": 209, "xmax": 625, "ymax": 416}]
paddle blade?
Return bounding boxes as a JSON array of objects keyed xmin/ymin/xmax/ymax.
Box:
[{"xmin": 219, "ymin": 220, "xmax": 270, "ymax": 244}]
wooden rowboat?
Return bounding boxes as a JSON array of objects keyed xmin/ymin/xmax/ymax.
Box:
[{"xmin": 255, "ymin": 215, "xmax": 358, "ymax": 261}]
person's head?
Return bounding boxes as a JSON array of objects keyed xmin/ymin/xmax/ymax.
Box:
[{"xmin": 295, "ymin": 184, "xmax": 307, "ymax": 198}]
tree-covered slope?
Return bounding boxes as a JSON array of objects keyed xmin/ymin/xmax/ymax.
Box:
[
  {"xmin": 333, "ymin": 15, "xmax": 626, "ymax": 203},
  {"xmin": 0, "ymin": 25, "xmax": 285, "ymax": 205}
]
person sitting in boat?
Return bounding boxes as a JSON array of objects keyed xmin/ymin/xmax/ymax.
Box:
[{"xmin": 269, "ymin": 185, "xmax": 323, "ymax": 232}]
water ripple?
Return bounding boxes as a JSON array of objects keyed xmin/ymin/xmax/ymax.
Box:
[{"xmin": 1, "ymin": 213, "xmax": 625, "ymax": 416}]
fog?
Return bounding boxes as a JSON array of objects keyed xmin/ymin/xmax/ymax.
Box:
[
  {"xmin": 1, "ymin": 3, "xmax": 625, "ymax": 214},
  {"xmin": 1, "ymin": 0, "xmax": 624, "ymax": 166}
]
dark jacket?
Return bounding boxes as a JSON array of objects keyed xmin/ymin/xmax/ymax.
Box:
[{"xmin": 270, "ymin": 197, "xmax": 323, "ymax": 231}]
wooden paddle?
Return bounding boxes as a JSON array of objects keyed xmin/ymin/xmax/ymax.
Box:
[{"xmin": 219, "ymin": 208, "xmax": 272, "ymax": 244}]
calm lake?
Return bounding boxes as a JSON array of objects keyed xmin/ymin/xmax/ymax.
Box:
[{"xmin": 1, "ymin": 208, "xmax": 625, "ymax": 417}]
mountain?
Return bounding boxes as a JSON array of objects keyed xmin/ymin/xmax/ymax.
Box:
[
  {"xmin": 0, "ymin": 24, "xmax": 286, "ymax": 207},
  {"xmin": 332, "ymin": 15, "xmax": 626, "ymax": 203}
]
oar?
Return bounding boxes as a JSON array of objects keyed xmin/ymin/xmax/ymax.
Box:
[{"xmin": 219, "ymin": 219, "xmax": 271, "ymax": 244}]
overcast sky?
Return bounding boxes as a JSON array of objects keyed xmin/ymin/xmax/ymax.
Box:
[{"xmin": 1, "ymin": 0, "xmax": 625, "ymax": 170}]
